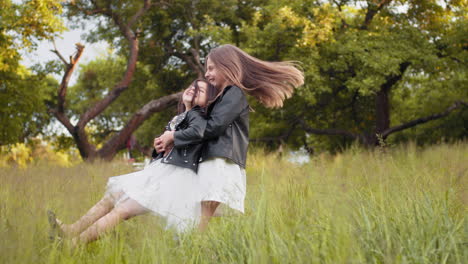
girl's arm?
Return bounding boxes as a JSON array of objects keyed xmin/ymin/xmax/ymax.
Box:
[
  {"xmin": 173, "ymin": 109, "xmax": 207, "ymax": 148},
  {"xmin": 157, "ymin": 86, "xmax": 248, "ymax": 149},
  {"xmin": 202, "ymin": 86, "xmax": 248, "ymax": 139}
]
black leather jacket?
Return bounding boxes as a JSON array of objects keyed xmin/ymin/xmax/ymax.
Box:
[
  {"xmin": 151, "ymin": 106, "xmax": 207, "ymax": 172},
  {"xmin": 174, "ymin": 85, "xmax": 249, "ymax": 168},
  {"xmin": 201, "ymin": 86, "xmax": 250, "ymax": 168},
  {"xmin": 202, "ymin": 85, "xmax": 249, "ymax": 167}
]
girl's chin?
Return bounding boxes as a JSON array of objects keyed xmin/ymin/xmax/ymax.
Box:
[{"xmin": 182, "ymin": 97, "xmax": 193, "ymax": 103}]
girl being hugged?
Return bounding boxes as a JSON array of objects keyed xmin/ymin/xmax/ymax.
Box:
[
  {"xmin": 48, "ymin": 79, "xmax": 217, "ymax": 245},
  {"xmin": 156, "ymin": 44, "xmax": 304, "ymax": 230}
]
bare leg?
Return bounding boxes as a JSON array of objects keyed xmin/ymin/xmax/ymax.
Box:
[
  {"xmin": 73, "ymin": 198, "xmax": 148, "ymax": 244},
  {"xmin": 198, "ymin": 201, "xmax": 220, "ymax": 231},
  {"xmin": 59, "ymin": 191, "xmax": 124, "ymax": 237}
]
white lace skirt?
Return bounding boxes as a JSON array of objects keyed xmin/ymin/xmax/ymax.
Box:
[
  {"xmin": 197, "ymin": 158, "xmax": 247, "ymax": 215},
  {"xmin": 105, "ymin": 159, "xmax": 201, "ymax": 232},
  {"xmin": 104, "ymin": 157, "xmax": 246, "ymax": 232}
]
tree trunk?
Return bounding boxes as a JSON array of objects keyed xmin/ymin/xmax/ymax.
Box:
[
  {"xmin": 375, "ymin": 86, "xmax": 391, "ymax": 135},
  {"xmin": 369, "ymin": 62, "xmax": 411, "ymax": 146},
  {"xmin": 72, "ymin": 127, "xmax": 97, "ymax": 160}
]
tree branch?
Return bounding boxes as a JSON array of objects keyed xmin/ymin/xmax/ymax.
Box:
[
  {"xmin": 189, "ymin": 46, "xmax": 205, "ymax": 77},
  {"xmin": 298, "ymin": 118, "xmax": 358, "ymax": 139},
  {"xmin": 128, "ymin": 0, "xmax": 152, "ymax": 30},
  {"xmin": 361, "ymin": 0, "xmax": 392, "ymax": 29},
  {"xmin": 76, "ymin": 0, "xmax": 153, "ymax": 128},
  {"xmin": 99, "ymin": 0, "xmax": 151, "ymax": 41},
  {"xmin": 50, "ymin": 39, "xmax": 69, "ymax": 66},
  {"xmin": 332, "ymin": 0, "xmax": 350, "ymax": 28},
  {"xmin": 173, "ymin": 49, "xmax": 205, "ymax": 78},
  {"xmin": 51, "ymin": 42, "xmax": 85, "ymax": 122},
  {"xmin": 50, "ymin": 109, "xmax": 75, "ymax": 135},
  {"xmin": 82, "ymin": 8, "xmax": 107, "ymax": 16},
  {"xmin": 250, "ymin": 122, "xmax": 298, "ymax": 143},
  {"xmin": 97, "ymin": 92, "xmax": 182, "ymax": 160},
  {"xmin": 382, "ymin": 101, "xmax": 468, "ymax": 138}
]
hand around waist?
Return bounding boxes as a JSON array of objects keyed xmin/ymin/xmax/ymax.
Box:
[{"xmin": 154, "ymin": 131, "xmax": 175, "ymax": 155}]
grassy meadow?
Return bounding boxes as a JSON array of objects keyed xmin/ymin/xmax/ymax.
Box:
[{"xmin": 1, "ymin": 142, "xmax": 467, "ymax": 263}]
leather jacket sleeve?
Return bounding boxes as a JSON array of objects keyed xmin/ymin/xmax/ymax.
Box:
[
  {"xmin": 204, "ymin": 86, "xmax": 248, "ymax": 139},
  {"xmin": 173, "ymin": 109, "xmax": 207, "ymax": 148}
]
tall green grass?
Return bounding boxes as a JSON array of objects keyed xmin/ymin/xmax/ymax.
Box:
[{"xmin": 1, "ymin": 142, "xmax": 466, "ymax": 263}]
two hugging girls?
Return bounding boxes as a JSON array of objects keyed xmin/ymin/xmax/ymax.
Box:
[{"xmin": 48, "ymin": 44, "xmax": 304, "ymax": 245}]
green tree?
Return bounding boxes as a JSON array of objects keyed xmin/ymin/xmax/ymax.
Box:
[
  {"xmin": 0, "ymin": 0, "xmax": 65, "ymax": 145},
  {"xmin": 51, "ymin": 0, "xmax": 467, "ymax": 159},
  {"xmin": 51, "ymin": 0, "xmax": 263, "ymax": 160},
  {"xmin": 195, "ymin": 0, "xmax": 467, "ymax": 151},
  {"xmin": 49, "ymin": 0, "xmax": 185, "ymax": 160}
]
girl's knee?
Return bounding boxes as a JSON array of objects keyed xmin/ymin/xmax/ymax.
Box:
[
  {"xmin": 202, "ymin": 201, "xmax": 220, "ymax": 209},
  {"xmin": 112, "ymin": 206, "xmax": 133, "ymax": 220},
  {"xmin": 201, "ymin": 201, "xmax": 220, "ymax": 216},
  {"xmin": 113, "ymin": 199, "xmax": 147, "ymax": 220},
  {"xmin": 104, "ymin": 191, "xmax": 125, "ymax": 205},
  {"xmin": 102, "ymin": 195, "xmax": 114, "ymax": 206}
]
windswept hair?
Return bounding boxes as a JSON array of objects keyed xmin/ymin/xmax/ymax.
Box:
[
  {"xmin": 177, "ymin": 79, "xmax": 216, "ymax": 114},
  {"xmin": 206, "ymin": 44, "xmax": 304, "ymax": 108}
]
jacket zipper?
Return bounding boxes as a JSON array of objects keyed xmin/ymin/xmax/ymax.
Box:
[{"xmin": 165, "ymin": 147, "xmax": 174, "ymax": 161}]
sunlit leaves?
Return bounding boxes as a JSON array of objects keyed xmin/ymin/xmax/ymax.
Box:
[{"xmin": 0, "ymin": 0, "xmax": 65, "ymax": 144}]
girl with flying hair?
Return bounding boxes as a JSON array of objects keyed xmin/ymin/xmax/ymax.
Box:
[{"xmin": 155, "ymin": 44, "xmax": 304, "ymax": 230}]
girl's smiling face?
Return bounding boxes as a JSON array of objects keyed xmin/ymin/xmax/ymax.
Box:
[
  {"xmin": 205, "ymin": 58, "xmax": 228, "ymax": 90},
  {"xmin": 182, "ymin": 81, "xmax": 208, "ymax": 109}
]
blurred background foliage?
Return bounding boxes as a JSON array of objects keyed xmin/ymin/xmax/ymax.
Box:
[{"xmin": 1, "ymin": 0, "xmax": 466, "ymax": 163}]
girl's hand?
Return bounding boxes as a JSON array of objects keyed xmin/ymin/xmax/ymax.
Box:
[
  {"xmin": 162, "ymin": 142, "xmax": 174, "ymax": 157},
  {"xmin": 154, "ymin": 137, "xmax": 164, "ymax": 152},
  {"xmin": 159, "ymin": 131, "xmax": 175, "ymax": 148},
  {"xmin": 154, "ymin": 131, "xmax": 175, "ymax": 153},
  {"xmin": 154, "ymin": 137, "xmax": 172, "ymax": 154}
]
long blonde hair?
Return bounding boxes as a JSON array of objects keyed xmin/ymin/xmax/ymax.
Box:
[{"xmin": 206, "ymin": 44, "xmax": 304, "ymax": 108}]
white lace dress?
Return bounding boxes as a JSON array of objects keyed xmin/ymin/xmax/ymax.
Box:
[
  {"xmin": 104, "ymin": 157, "xmax": 247, "ymax": 232},
  {"xmin": 105, "ymin": 159, "xmax": 201, "ymax": 232},
  {"xmin": 104, "ymin": 114, "xmax": 247, "ymax": 232}
]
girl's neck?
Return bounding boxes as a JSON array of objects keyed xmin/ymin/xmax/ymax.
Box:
[
  {"xmin": 220, "ymin": 82, "xmax": 234, "ymax": 91},
  {"xmin": 184, "ymin": 103, "xmax": 192, "ymax": 111}
]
